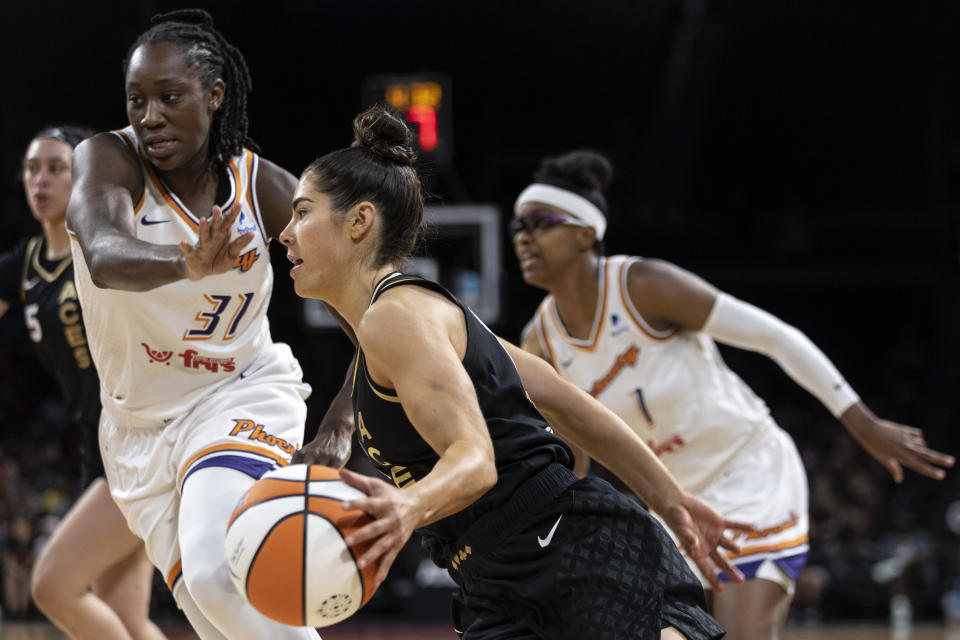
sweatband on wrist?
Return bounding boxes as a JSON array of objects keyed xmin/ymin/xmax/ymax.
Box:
[{"xmin": 514, "ymin": 183, "xmax": 607, "ymax": 240}]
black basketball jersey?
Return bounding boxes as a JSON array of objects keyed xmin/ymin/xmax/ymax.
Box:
[
  {"xmin": 352, "ymin": 273, "xmax": 573, "ymax": 545},
  {"xmin": 0, "ymin": 236, "xmax": 100, "ymax": 425}
]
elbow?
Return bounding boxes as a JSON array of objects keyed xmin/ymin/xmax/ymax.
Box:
[
  {"xmin": 86, "ymin": 257, "xmax": 112, "ymax": 289},
  {"xmin": 469, "ymin": 448, "xmax": 498, "ymax": 499},
  {"xmin": 478, "ymin": 457, "xmax": 497, "ymax": 495}
]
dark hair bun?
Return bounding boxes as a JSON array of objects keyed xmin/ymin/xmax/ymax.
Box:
[
  {"xmin": 151, "ymin": 8, "xmax": 214, "ymax": 28},
  {"xmin": 352, "ymin": 105, "xmax": 417, "ymax": 166},
  {"xmin": 535, "ymin": 150, "xmax": 613, "ymax": 193}
]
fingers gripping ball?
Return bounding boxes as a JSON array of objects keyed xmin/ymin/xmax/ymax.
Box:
[{"xmin": 225, "ymin": 464, "xmax": 378, "ymax": 627}]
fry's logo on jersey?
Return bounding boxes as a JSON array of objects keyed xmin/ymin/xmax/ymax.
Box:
[
  {"xmin": 142, "ymin": 344, "xmax": 236, "ymax": 372},
  {"xmin": 179, "ymin": 349, "xmax": 236, "ymax": 373},
  {"xmin": 142, "ymin": 343, "xmax": 173, "ymax": 364},
  {"xmin": 229, "ymin": 419, "xmax": 296, "ymax": 455},
  {"xmin": 233, "ymin": 248, "xmax": 260, "ymax": 273},
  {"xmin": 589, "ymin": 344, "xmax": 639, "ymax": 397}
]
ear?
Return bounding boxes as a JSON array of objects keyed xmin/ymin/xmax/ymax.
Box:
[
  {"xmin": 208, "ymin": 79, "xmax": 226, "ymax": 112},
  {"xmin": 349, "ymin": 201, "xmax": 377, "ymax": 241},
  {"xmin": 574, "ymin": 226, "xmax": 597, "ymax": 251}
]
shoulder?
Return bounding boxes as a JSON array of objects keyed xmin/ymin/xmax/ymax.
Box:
[
  {"xmin": 72, "ymin": 132, "xmax": 142, "ymax": 188},
  {"xmin": 519, "ymin": 314, "xmax": 547, "ymax": 360},
  {"xmin": 359, "ymin": 285, "xmax": 458, "ymax": 352},
  {"xmin": 625, "ymin": 257, "xmax": 719, "ymax": 330},
  {"xmin": 624, "ymin": 257, "xmax": 707, "ymax": 299},
  {"xmin": 253, "ymin": 156, "xmax": 297, "ymax": 240},
  {"xmin": 254, "ymin": 156, "xmax": 297, "ymax": 194}
]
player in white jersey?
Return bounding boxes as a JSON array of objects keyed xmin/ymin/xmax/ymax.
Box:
[
  {"xmin": 512, "ymin": 150, "xmax": 954, "ymax": 640},
  {"xmin": 67, "ymin": 10, "xmax": 351, "ymax": 640}
]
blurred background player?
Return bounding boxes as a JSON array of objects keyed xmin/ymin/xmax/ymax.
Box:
[
  {"xmin": 511, "ymin": 149, "xmax": 955, "ymax": 640},
  {"xmin": 0, "ymin": 125, "xmax": 166, "ymax": 639},
  {"xmin": 66, "ymin": 10, "xmax": 349, "ymax": 639}
]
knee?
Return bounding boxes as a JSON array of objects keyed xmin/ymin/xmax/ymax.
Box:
[
  {"xmin": 30, "ymin": 554, "xmax": 67, "ymax": 613},
  {"xmin": 181, "ymin": 555, "xmax": 238, "ymax": 615}
]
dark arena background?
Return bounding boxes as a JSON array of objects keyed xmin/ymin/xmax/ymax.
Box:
[{"xmin": 2, "ymin": 1, "xmax": 959, "ymax": 638}]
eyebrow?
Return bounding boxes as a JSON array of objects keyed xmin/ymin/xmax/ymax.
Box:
[
  {"xmin": 291, "ymin": 196, "xmax": 314, "ymax": 209},
  {"xmin": 125, "ymin": 78, "xmax": 182, "ymax": 88}
]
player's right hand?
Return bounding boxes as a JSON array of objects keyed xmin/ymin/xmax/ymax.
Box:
[{"xmin": 180, "ymin": 201, "xmax": 253, "ymax": 280}]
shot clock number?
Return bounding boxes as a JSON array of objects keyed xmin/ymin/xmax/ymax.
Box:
[{"xmin": 364, "ymin": 73, "xmax": 452, "ymax": 165}]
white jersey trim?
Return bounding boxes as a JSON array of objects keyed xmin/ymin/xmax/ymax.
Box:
[{"xmin": 615, "ymin": 256, "xmax": 678, "ymax": 341}]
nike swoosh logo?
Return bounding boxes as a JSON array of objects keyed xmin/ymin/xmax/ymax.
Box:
[
  {"xmin": 240, "ymin": 364, "xmax": 266, "ymax": 379},
  {"xmin": 23, "ymin": 277, "xmax": 41, "ymax": 291},
  {"xmin": 140, "ymin": 216, "xmax": 170, "ymax": 226},
  {"xmin": 537, "ymin": 514, "xmax": 563, "ymax": 548}
]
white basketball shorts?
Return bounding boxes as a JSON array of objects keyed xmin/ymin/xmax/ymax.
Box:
[
  {"xmin": 98, "ymin": 342, "xmax": 311, "ymax": 594},
  {"xmin": 660, "ymin": 424, "xmax": 809, "ymax": 595}
]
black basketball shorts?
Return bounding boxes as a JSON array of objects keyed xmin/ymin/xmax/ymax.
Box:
[{"xmin": 445, "ymin": 465, "xmax": 724, "ymax": 640}]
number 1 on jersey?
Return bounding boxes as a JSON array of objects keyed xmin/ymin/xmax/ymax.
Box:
[{"xmin": 632, "ymin": 387, "xmax": 655, "ymax": 427}]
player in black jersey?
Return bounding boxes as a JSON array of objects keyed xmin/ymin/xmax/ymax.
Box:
[
  {"xmin": 280, "ymin": 106, "xmax": 756, "ymax": 639},
  {"xmin": 0, "ymin": 126, "xmax": 166, "ymax": 640}
]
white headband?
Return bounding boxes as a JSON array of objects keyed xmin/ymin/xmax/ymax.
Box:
[{"xmin": 514, "ymin": 183, "xmax": 607, "ymax": 240}]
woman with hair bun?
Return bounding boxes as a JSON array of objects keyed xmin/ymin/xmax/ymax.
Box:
[
  {"xmin": 67, "ymin": 9, "xmax": 350, "ymax": 639},
  {"xmin": 511, "ymin": 149, "xmax": 954, "ymax": 639},
  {"xmin": 0, "ymin": 125, "xmax": 166, "ymax": 640},
  {"xmin": 282, "ymin": 105, "xmax": 759, "ymax": 639}
]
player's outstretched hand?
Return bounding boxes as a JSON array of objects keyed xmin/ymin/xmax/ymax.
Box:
[
  {"xmin": 340, "ymin": 468, "xmax": 420, "ymax": 589},
  {"xmin": 841, "ymin": 403, "xmax": 954, "ymax": 483},
  {"xmin": 180, "ymin": 201, "xmax": 254, "ymax": 280},
  {"xmin": 664, "ymin": 492, "xmax": 756, "ymax": 592},
  {"xmin": 840, "ymin": 402, "xmax": 954, "ymax": 482}
]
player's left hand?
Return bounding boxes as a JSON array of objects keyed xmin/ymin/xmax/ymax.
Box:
[
  {"xmin": 664, "ymin": 492, "xmax": 756, "ymax": 592},
  {"xmin": 841, "ymin": 403, "xmax": 954, "ymax": 483},
  {"xmin": 292, "ymin": 388, "xmax": 354, "ymax": 468},
  {"xmin": 339, "ymin": 468, "xmax": 421, "ymax": 589}
]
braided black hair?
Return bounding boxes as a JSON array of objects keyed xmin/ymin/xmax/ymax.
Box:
[{"xmin": 123, "ymin": 9, "xmax": 258, "ymax": 174}]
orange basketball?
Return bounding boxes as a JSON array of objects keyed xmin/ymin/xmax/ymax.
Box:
[{"xmin": 224, "ymin": 464, "xmax": 378, "ymax": 627}]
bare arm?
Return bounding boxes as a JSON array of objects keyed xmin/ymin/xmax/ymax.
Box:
[
  {"xmin": 254, "ymin": 157, "xmax": 299, "ymax": 243},
  {"xmin": 340, "ymin": 288, "xmax": 497, "ymax": 584},
  {"xmin": 67, "ymin": 134, "xmax": 251, "ymax": 291},
  {"xmin": 499, "ymin": 337, "xmax": 752, "ymax": 589},
  {"xmin": 519, "ymin": 316, "xmax": 591, "ymax": 477},
  {"xmin": 292, "ymin": 354, "xmax": 356, "ymax": 468}
]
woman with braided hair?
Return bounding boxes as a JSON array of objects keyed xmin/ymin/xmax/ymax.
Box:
[
  {"xmin": 0, "ymin": 126, "xmax": 166, "ymax": 640},
  {"xmin": 68, "ymin": 9, "xmax": 349, "ymax": 639}
]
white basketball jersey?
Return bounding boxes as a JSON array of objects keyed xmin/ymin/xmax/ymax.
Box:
[
  {"xmin": 535, "ymin": 255, "xmax": 774, "ymax": 492},
  {"xmin": 71, "ymin": 128, "xmax": 274, "ymax": 427}
]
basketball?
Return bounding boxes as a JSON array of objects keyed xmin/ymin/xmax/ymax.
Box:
[{"xmin": 224, "ymin": 464, "xmax": 378, "ymax": 627}]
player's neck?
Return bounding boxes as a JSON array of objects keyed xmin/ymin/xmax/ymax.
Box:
[
  {"xmin": 551, "ymin": 255, "xmax": 601, "ymax": 340},
  {"xmin": 42, "ymin": 220, "xmax": 71, "ymax": 260},
  {"xmin": 336, "ymin": 265, "xmax": 399, "ymax": 335}
]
